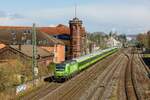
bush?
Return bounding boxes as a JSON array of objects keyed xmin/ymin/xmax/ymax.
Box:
[{"xmin": 0, "ymin": 60, "xmax": 26, "ymax": 91}]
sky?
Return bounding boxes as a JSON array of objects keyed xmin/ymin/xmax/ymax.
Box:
[{"xmin": 0, "ymin": 0, "xmax": 150, "ymax": 35}]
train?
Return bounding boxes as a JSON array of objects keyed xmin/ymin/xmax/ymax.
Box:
[{"xmin": 54, "ymin": 47, "xmax": 118, "ymax": 82}]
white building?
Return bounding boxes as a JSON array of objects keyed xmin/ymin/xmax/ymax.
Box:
[{"xmin": 106, "ymin": 37, "xmax": 122, "ymax": 48}]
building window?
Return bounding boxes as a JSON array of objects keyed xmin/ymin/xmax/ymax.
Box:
[
  {"xmin": 11, "ymin": 30, "xmax": 15, "ymax": 35},
  {"xmin": 65, "ymin": 46, "xmax": 70, "ymax": 51},
  {"xmin": 57, "ymin": 34, "xmax": 70, "ymax": 40},
  {"xmin": 26, "ymin": 40, "xmax": 31, "ymax": 44},
  {"xmin": 73, "ymin": 41, "xmax": 77, "ymax": 45},
  {"xmin": 28, "ymin": 30, "xmax": 31, "ymax": 33},
  {"xmin": 65, "ymin": 46, "xmax": 68, "ymax": 51},
  {"xmin": 23, "ymin": 30, "xmax": 28, "ymax": 35},
  {"xmin": 74, "ymin": 54, "xmax": 77, "ymax": 58},
  {"xmin": 11, "ymin": 30, "xmax": 17, "ymax": 44}
]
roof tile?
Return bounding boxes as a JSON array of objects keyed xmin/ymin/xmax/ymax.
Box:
[{"xmin": 0, "ymin": 24, "xmax": 70, "ymax": 35}]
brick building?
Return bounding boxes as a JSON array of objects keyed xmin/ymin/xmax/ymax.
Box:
[
  {"xmin": 38, "ymin": 18, "xmax": 86, "ymax": 59},
  {"xmin": 0, "ymin": 17, "xmax": 86, "ymax": 61},
  {"xmin": 69, "ymin": 17, "xmax": 86, "ymax": 59},
  {"xmin": 0, "ymin": 45, "xmax": 54, "ymax": 67},
  {"xmin": 0, "ymin": 29, "xmax": 65, "ymax": 63},
  {"xmin": 39, "ymin": 24, "xmax": 71, "ymax": 60}
]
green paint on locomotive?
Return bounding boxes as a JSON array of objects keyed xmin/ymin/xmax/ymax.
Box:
[
  {"xmin": 54, "ymin": 61, "xmax": 78, "ymax": 79},
  {"xmin": 54, "ymin": 48, "xmax": 118, "ymax": 80}
]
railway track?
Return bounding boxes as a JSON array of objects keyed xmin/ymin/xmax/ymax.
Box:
[
  {"xmin": 133, "ymin": 53, "xmax": 150, "ymax": 99},
  {"xmin": 22, "ymin": 48, "xmax": 121, "ymax": 100},
  {"xmin": 80, "ymin": 48, "xmax": 149, "ymax": 100},
  {"xmin": 124, "ymin": 48, "xmax": 150, "ymax": 100},
  {"xmin": 41, "ymin": 49, "xmax": 122, "ymax": 100},
  {"xmin": 100, "ymin": 54, "xmax": 128, "ymax": 100},
  {"xmin": 22, "ymin": 48, "xmax": 150, "ymax": 100},
  {"xmin": 80, "ymin": 54, "xmax": 125, "ymax": 100},
  {"xmin": 117, "ymin": 56, "xmax": 127, "ymax": 100},
  {"xmin": 80, "ymin": 49, "xmax": 130, "ymax": 100},
  {"xmin": 21, "ymin": 82, "xmax": 61, "ymax": 100},
  {"xmin": 125, "ymin": 52, "xmax": 139, "ymax": 100}
]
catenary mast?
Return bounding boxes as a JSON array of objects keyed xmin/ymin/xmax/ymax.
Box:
[{"xmin": 32, "ymin": 23, "xmax": 38, "ymax": 86}]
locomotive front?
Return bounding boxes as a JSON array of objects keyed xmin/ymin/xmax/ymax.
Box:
[{"xmin": 54, "ymin": 63, "xmax": 67, "ymax": 81}]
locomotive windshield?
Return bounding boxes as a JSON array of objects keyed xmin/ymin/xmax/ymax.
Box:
[{"xmin": 56, "ymin": 64, "xmax": 65, "ymax": 71}]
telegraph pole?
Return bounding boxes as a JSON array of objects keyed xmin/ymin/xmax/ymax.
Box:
[{"xmin": 32, "ymin": 23, "xmax": 38, "ymax": 86}]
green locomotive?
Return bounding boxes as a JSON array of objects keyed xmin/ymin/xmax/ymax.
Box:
[{"xmin": 54, "ymin": 47, "xmax": 118, "ymax": 81}]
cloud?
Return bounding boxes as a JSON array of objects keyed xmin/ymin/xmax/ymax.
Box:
[
  {"xmin": 0, "ymin": 11, "xmax": 7, "ymax": 17},
  {"xmin": 0, "ymin": 10, "xmax": 26, "ymax": 20},
  {"xmin": 8, "ymin": 13, "xmax": 24, "ymax": 19},
  {"xmin": 0, "ymin": 18, "xmax": 32, "ymax": 26},
  {"xmin": 76, "ymin": 4, "xmax": 150, "ymax": 34},
  {"xmin": 0, "ymin": 10, "xmax": 34, "ymax": 26},
  {"xmin": 0, "ymin": 1, "xmax": 150, "ymax": 34},
  {"xmin": 78, "ymin": 4, "xmax": 150, "ymax": 23},
  {"xmin": 27, "ymin": 7, "xmax": 73, "ymax": 20},
  {"xmin": 25, "ymin": 3, "xmax": 150, "ymax": 26}
]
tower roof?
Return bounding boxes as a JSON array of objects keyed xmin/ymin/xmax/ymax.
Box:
[
  {"xmin": 73, "ymin": 17, "xmax": 80, "ymax": 21},
  {"xmin": 69, "ymin": 17, "xmax": 82, "ymax": 24}
]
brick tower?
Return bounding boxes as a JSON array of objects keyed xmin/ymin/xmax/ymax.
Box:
[{"xmin": 69, "ymin": 17, "xmax": 85, "ymax": 59}]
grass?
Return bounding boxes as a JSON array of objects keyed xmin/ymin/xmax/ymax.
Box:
[
  {"xmin": 0, "ymin": 59, "xmax": 53, "ymax": 99},
  {"xmin": 0, "ymin": 60, "xmax": 25, "ymax": 90}
]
